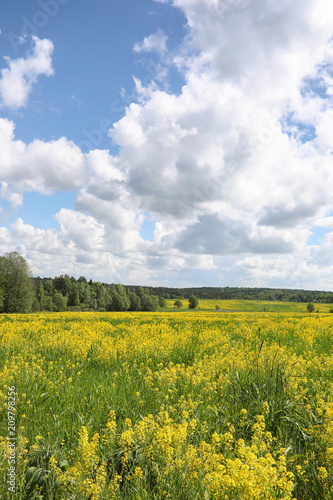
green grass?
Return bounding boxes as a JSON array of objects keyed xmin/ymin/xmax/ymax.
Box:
[{"xmin": 166, "ymin": 298, "xmax": 333, "ymax": 313}]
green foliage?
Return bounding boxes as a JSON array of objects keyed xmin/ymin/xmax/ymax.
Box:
[
  {"xmin": 109, "ymin": 292, "xmax": 127, "ymax": 312},
  {"xmin": 53, "ymin": 292, "xmax": 68, "ymax": 312},
  {"xmin": 189, "ymin": 294, "xmax": 199, "ymax": 309},
  {"xmin": 128, "ymin": 291, "xmax": 141, "ymax": 311},
  {"xmin": 151, "ymin": 294, "xmax": 159, "ymax": 308},
  {"xmin": 125, "ymin": 285, "xmax": 333, "ymax": 304},
  {"xmin": 31, "ymin": 297, "xmax": 41, "ymax": 312},
  {"xmin": 174, "ymin": 300, "xmax": 182, "ymax": 309},
  {"xmin": 36, "ymin": 282, "xmax": 44, "ymax": 307},
  {"xmin": 73, "ymin": 287, "xmax": 80, "ymax": 307},
  {"xmin": 44, "ymin": 279, "xmax": 54, "ymax": 296},
  {"xmin": 43, "ymin": 296, "xmax": 53, "ymax": 311},
  {"xmin": 307, "ymin": 302, "xmax": 315, "ymax": 313},
  {"xmin": 78, "ymin": 281, "xmax": 90, "ymax": 304},
  {"xmin": 0, "ymin": 251, "xmax": 34, "ymax": 313},
  {"xmin": 158, "ymin": 296, "xmax": 166, "ymax": 308},
  {"xmin": 141, "ymin": 294, "xmax": 156, "ymax": 311}
]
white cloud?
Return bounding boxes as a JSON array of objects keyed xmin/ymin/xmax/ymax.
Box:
[
  {"xmin": 5, "ymin": 214, "xmax": 151, "ymax": 284},
  {"xmin": 0, "ymin": 226, "xmax": 13, "ymax": 250},
  {"xmin": 0, "ymin": 182, "xmax": 23, "ymax": 209},
  {"xmin": 0, "ymin": 36, "xmax": 54, "ymax": 109},
  {"xmin": 133, "ymin": 29, "xmax": 168, "ymax": 54},
  {"xmin": 55, "ymin": 209, "xmax": 106, "ymax": 252},
  {"xmin": 0, "ymin": 118, "xmax": 85, "ymax": 194},
  {"xmin": 107, "ymin": 0, "xmax": 333, "ymax": 286}
]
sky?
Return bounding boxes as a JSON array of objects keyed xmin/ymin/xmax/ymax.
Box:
[{"xmin": 0, "ymin": 0, "xmax": 333, "ymax": 290}]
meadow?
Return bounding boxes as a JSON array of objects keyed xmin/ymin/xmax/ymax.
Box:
[
  {"xmin": 166, "ymin": 298, "xmax": 333, "ymax": 313},
  {"xmin": 1, "ymin": 308, "xmax": 333, "ymax": 499}
]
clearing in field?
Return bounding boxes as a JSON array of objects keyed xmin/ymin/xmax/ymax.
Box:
[{"xmin": 1, "ymin": 310, "xmax": 333, "ymax": 499}]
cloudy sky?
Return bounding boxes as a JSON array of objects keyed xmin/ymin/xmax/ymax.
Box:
[{"xmin": 0, "ymin": 0, "xmax": 333, "ymax": 289}]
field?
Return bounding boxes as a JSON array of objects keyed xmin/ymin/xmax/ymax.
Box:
[
  {"xmin": 166, "ymin": 298, "xmax": 333, "ymax": 313},
  {"xmin": 1, "ymin": 309, "xmax": 333, "ymax": 499}
]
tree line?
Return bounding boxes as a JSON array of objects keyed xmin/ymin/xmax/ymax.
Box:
[
  {"xmin": 1, "ymin": 251, "xmax": 332, "ymax": 314},
  {"xmin": 0, "ymin": 252, "xmax": 199, "ymax": 313},
  {"xmin": 131, "ymin": 285, "xmax": 333, "ymax": 304},
  {"xmin": 34, "ymin": 275, "xmax": 166, "ymax": 312}
]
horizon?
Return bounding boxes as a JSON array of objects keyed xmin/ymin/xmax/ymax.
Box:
[
  {"xmin": 32, "ymin": 272, "xmax": 333, "ymax": 295},
  {"xmin": 0, "ymin": 1, "xmax": 333, "ymax": 290}
]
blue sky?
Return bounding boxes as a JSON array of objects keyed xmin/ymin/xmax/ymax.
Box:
[
  {"xmin": 0, "ymin": 0, "xmax": 185, "ymax": 231},
  {"xmin": 0, "ymin": 0, "xmax": 333, "ymax": 289},
  {"xmin": 1, "ymin": 0, "xmax": 185, "ymax": 147}
]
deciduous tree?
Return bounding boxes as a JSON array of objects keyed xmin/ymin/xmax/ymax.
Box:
[
  {"xmin": 0, "ymin": 252, "xmax": 34, "ymax": 313},
  {"xmin": 307, "ymin": 303, "xmax": 315, "ymax": 313},
  {"xmin": 189, "ymin": 295, "xmax": 199, "ymax": 309}
]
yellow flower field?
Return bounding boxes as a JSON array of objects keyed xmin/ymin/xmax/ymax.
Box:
[{"xmin": 1, "ymin": 311, "xmax": 333, "ymax": 499}]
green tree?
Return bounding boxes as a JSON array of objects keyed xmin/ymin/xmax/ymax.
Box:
[
  {"xmin": 53, "ymin": 292, "xmax": 68, "ymax": 312},
  {"xmin": 53, "ymin": 275, "xmax": 65, "ymax": 293},
  {"xmin": 115, "ymin": 285, "xmax": 130, "ymax": 310},
  {"xmin": 189, "ymin": 295, "xmax": 199, "ymax": 309},
  {"xmin": 73, "ymin": 286, "xmax": 80, "ymax": 307},
  {"xmin": 0, "ymin": 252, "xmax": 34, "ymax": 313},
  {"xmin": 31, "ymin": 297, "xmax": 40, "ymax": 312},
  {"xmin": 174, "ymin": 300, "xmax": 182, "ymax": 309},
  {"xmin": 63, "ymin": 275, "xmax": 72, "ymax": 295},
  {"xmin": 141, "ymin": 294, "xmax": 156, "ymax": 312},
  {"xmin": 151, "ymin": 295, "xmax": 159, "ymax": 309},
  {"xmin": 92, "ymin": 282, "xmax": 107, "ymax": 310},
  {"xmin": 116, "ymin": 284, "xmax": 126, "ymax": 295},
  {"xmin": 44, "ymin": 279, "xmax": 54, "ymax": 296},
  {"xmin": 78, "ymin": 281, "xmax": 90, "ymax": 305},
  {"xmin": 158, "ymin": 297, "xmax": 166, "ymax": 308},
  {"xmin": 43, "ymin": 296, "xmax": 53, "ymax": 311},
  {"xmin": 109, "ymin": 292, "xmax": 126, "ymax": 311},
  {"xmin": 307, "ymin": 303, "xmax": 315, "ymax": 313},
  {"xmin": 128, "ymin": 291, "xmax": 141, "ymax": 311},
  {"xmin": 36, "ymin": 282, "xmax": 44, "ymax": 309}
]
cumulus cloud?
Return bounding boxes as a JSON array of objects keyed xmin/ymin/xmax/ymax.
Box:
[
  {"xmin": 0, "ymin": 117, "xmax": 86, "ymax": 207},
  {"xmin": 0, "ymin": 36, "xmax": 54, "ymax": 109},
  {"xmin": 175, "ymin": 215, "xmax": 294, "ymax": 255},
  {"xmin": 133, "ymin": 29, "xmax": 168, "ymax": 54},
  {"xmin": 6, "ymin": 214, "xmax": 152, "ymax": 284},
  {"xmin": 106, "ymin": 0, "xmax": 333, "ymax": 285},
  {"xmin": 258, "ymin": 204, "xmax": 319, "ymax": 229},
  {"xmin": 0, "ymin": 114, "xmax": 150, "ymax": 278}
]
